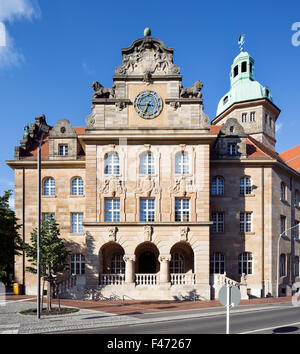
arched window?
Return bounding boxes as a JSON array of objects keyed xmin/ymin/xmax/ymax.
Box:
[
  {"xmin": 71, "ymin": 254, "xmax": 85, "ymax": 275},
  {"xmin": 280, "ymin": 254, "xmax": 286, "ymax": 277},
  {"xmin": 170, "ymin": 253, "xmax": 185, "ymax": 274},
  {"xmin": 238, "ymin": 252, "xmax": 253, "ymax": 275},
  {"xmin": 175, "ymin": 151, "xmax": 189, "ymax": 174},
  {"xmin": 104, "ymin": 152, "xmax": 120, "ymax": 174},
  {"xmin": 111, "ymin": 254, "xmax": 125, "ymax": 274},
  {"xmin": 211, "ymin": 177, "xmax": 224, "ymax": 195},
  {"xmin": 240, "ymin": 177, "xmax": 252, "ymax": 195},
  {"xmin": 140, "ymin": 151, "xmax": 155, "ymax": 174},
  {"xmin": 71, "ymin": 177, "xmax": 84, "ymax": 195},
  {"xmin": 43, "ymin": 177, "xmax": 55, "ymax": 196},
  {"xmin": 210, "ymin": 252, "xmax": 225, "ymax": 274}
]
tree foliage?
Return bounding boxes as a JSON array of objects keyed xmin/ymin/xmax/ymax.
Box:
[{"xmin": 0, "ymin": 190, "xmax": 22, "ymax": 285}]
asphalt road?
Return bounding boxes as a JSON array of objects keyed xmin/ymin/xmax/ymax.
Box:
[{"xmin": 59, "ymin": 302, "xmax": 300, "ymax": 334}]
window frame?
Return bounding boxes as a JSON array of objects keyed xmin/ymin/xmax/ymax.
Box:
[
  {"xmin": 105, "ymin": 198, "xmax": 121, "ymax": 222},
  {"xmin": 175, "ymin": 198, "xmax": 190, "ymax": 222},
  {"xmin": 104, "ymin": 152, "xmax": 120, "ymax": 175},
  {"xmin": 212, "ymin": 212, "xmax": 225, "ymax": 233},
  {"xmin": 238, "ymin": 252, "xmax": 253, "ymax": 275},
  {"xmin": 140, "ymin": 151, "xmax": 155, "ymax": 175},
  {"xmin": 210, "ymin": 252, "xmax": 225, "ymax": 274},
  {"xmin": 71, "ymin": 177, "xmax": 84, "ymax": 196},
  {"xmin": 43, "ymin": 177, "xmax": 56, "ymax": 196},
  {"xmin": 211, "ymin": 176, "xmax": 224, "ymax": 196},
  {"xmin": 240, "ymin": 177, "xmax": 252, "ymax": 195},
  {"xmin": 70, "ymin": 254, "xmax": 85, "ymax": 275},
  {"xmin": 59, "ymin": 144, "xmax": 68, "ymax": 156},
  {"xmin": 175, "ymin": 151, "xmax": 190, "ymax": 174},
  {"xmin": 140, "ymin": 198, "xmax": 155, "ymax": 222},
  {"xmin": 71, "ymin": 212, "xmax": 84, "ymax": 234},
  {"xmin": 240, "ymin": 212, "xmax": 252, "ymax": 233}
]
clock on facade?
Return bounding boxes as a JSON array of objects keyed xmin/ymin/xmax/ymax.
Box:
[{"xmin": 133, "ymin": 90, "xmax": 163, "ymax": 119}]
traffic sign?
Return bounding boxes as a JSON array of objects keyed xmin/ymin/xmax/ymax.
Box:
[{"xmin": 219, "ymin": 284, "xmax": 241, "ymax": 307}]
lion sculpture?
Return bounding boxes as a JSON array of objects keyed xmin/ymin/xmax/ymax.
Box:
[
  {"xmin": 179, "ymin": 80, "xmax": 203, "ymax": 99},
  {"xmin": 92, "ymin": 81, "xmax": 115, "ymax": 99}
]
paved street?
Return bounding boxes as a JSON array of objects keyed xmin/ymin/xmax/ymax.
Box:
[
  {"xmin": 2, "ymin": 296, "xmax": 300, "ymax": 335},
  {"xmin": 55, "ymin": 302, "xmax": 300, "ymax": 334}
]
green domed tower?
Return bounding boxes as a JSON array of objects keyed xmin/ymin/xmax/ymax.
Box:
[{"xmin": 212, "ymin": 36, "xmax": 280, "ymax": 151}]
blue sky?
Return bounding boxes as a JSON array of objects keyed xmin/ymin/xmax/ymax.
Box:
[{"xmin": 0, "ymin": 0, "xmax": 300, "ymax": 207}]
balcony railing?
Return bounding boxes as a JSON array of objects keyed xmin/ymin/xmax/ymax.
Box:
[
  {"xmin": 136, "ymin": 273, "xmax": 157, "ymax": 285},
  {"xmin": 100, "ymin": 274, "xmax": 125, "ymax": 285},
  {"xmin": 170, "ymin": 273, "xmax": 196, "ymax": 285}
]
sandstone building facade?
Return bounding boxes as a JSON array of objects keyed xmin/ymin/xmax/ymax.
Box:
[{"xmin": 7, "ymin": 30, "xmax": 300, "ymax": 300}]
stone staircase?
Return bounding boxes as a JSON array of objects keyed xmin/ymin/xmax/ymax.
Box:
[{"xmin": 210, "ymin": 272, "xmax": 249, "ymax": 300}]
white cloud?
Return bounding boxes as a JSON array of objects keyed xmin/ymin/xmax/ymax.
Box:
[
  {"xmin": 82, "ymin": 62, "xmax": 95, "ymax": 76},
  {"xmin": 0, "ymin": 0, "xmax": 40, "ymax": 69},
  {"xmin": 276, "ymin": 122, "xmax": 283, "ymax": 133}
]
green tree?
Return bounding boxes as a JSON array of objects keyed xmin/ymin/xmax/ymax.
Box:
[
  {"xmin": 0, "ymin": 190, "xmax": 22, "ymax": 286},
  {"xmin": 23, "ymin": 218, "xmax": 70, "ymax": 311}
]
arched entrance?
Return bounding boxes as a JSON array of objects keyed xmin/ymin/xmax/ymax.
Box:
[
  {"xmin": 98, "ymin": 242, "xmax": 125, "ymax": 284},
  {"xmin": 170, "ymin": 242, "xmax": 195, "ymax": 285},
  {"xmin": 138, "ymin": 251, "xmax": 157, "ymax": 273},
  {"xmin": 135, "ymin": 242, "xmax": 160, "ymax": 274}
]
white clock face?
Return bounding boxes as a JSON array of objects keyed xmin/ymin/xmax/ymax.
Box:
[{"xmin": 134, "ymin": 90, "xmax": 163, "ymax": 119}]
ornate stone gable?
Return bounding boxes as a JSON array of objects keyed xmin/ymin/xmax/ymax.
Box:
[{"xmin": 115, "ymin": 33, "xmax": 180, "ymax": 77}]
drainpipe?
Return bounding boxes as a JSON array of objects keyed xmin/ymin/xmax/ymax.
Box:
[
  {"xmin": 22, "ymin": 168, "xmax": 25, "ymax": 289},
  {"xmin": 261, "ymin": 166, "xmax": 265, "ymax": 297}
]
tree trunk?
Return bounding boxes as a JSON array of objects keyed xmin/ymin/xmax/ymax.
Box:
[
  {"xmin": 41, "ymin": 278, "xmax": 45, "ymax": 312},
  {"xmin": 47, "ymin": 280, "xmax": 51, "ymax": 311}
]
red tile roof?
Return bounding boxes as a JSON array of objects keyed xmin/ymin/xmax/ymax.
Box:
[{"xmin": 280, "ymin": 145, "xmax": 300, "ymax": 172}]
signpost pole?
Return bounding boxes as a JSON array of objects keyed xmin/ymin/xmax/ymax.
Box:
[{"xmin": 226, "ymin": 283, "xmax": 230, "ymax": 334}]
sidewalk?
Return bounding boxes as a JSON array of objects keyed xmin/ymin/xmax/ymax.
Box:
[{"xmin": 1, "ymin": 295, "xmax": 293, "ymax": 334}]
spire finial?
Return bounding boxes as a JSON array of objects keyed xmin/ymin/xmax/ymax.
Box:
[
  {"xmin": 238, "ymin": 34, "xmax": 245, "ymax": 52},
  {"xmin": 144, "ymin": 27, "xmax": 151, "ymax": 37}
]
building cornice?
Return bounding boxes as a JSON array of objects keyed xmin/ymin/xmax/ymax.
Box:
[
  {"xmin": 212, "ymin": 98, "xmax": 281, "ymax": 125},
  {"xmin": 6, "ymin": 159, "xmax": 86, "ymax": 169},
  {"xmin": 84, "ymin": 221, "xmax": 213, "ymax": 227}
]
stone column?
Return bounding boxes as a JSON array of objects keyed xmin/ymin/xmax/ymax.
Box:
[
  {"xmin": 123, "ymin": 255, "xmax": 136, "ymax": 284},
  {"xmin": 159, "ymin": 255, "xmax": 171, "ymax": 284}
]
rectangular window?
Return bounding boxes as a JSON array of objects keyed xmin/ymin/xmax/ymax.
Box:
[
  {"xmin": 280, "ymin": 216, "xmax": 286, "ymax": 236},
  {"xmin": 212, "ymin": 212, "xmax": 224, "ymax": 233},
  {"xmin": 71, "ymin": 213, "xmax": 83, "ymax": 233},
  {"xmin": 140, "ymin": 199, "xmax": 155, "ymax": 222},
  {"xmin": 42, "ymin": 212, "xmax": 55, "ymax": 221},
  {"xmin": 227, "ymin": 143, "xmax": 237, "ymax": 156},
  {"xmin": 105, "ymin": 199, "xmax": 120, "ymax": 222},
  {"xmin": 175, "ymin": 198, "xmax": 190, "ymax": 222},
  {"xmin": 250, "ymin": 112, "xmax": 256, "ymax": 121},
  {"xmin": 71, "ymin": 254, "xmax": 85, "ymax": 275},
  {"xmin": 265, "ymin": 113, "xmax": 268, "ymax": 125},
  {"xmin": 241, "ymin": 113, "xmax": 247, "ymax": 123},
  {"xmin": 59, "ymin": 145, "xmax": 68, "ymax": 156},
  {"xmin": 240, "ymin": 212, "xmax": 252, "ymax": 232},
  {"xmin": 240, "ymin": 177, "xmax": 252, "ymax": 195}
]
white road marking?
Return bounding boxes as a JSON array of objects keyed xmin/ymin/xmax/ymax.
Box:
[{"xmin": 238, "ymin": 321, "xmax": 300, "ymax": 334}]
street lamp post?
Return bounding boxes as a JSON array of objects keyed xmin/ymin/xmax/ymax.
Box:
[
  {"xmin": 37, "ymin": 128, "xmax": 46, "ymax": 319},
  {"xmin": 276, "ymin": 223, "xmax": 299, "ymax": 298}
]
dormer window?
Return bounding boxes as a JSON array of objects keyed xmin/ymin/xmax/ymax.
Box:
[
  {"xmin": 223, "ymin": 96, "xmax": 228, "ymax": 105},
  {"xmin": 250, "ymin": 112, "xmax": 255, "ymax": 122},
  {"xmin": 266, "ymin": 89, "xmax": 270, "ymax": 97},
  {"xmin": 250, "ymin": 62, "xmax": 253, "ymax": 73},
  {"xmin": 59, "ymin": 145, "xmax": 68, "ymax": 156},
  {"xmin": 227, "ymin": 143, "xmax": 237, "ymax": 156},
  {"xmin": 241, "ymin": 61, "xmax": 247, "ymax": 73},
  {"xmin": 233, "ymin": 65, "xmax": 239, "ymax": 77}
]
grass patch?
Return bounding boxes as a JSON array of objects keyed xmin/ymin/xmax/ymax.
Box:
[{"xmin": 20, "ymin": 307, "xmax": 79, "ymax": 316}]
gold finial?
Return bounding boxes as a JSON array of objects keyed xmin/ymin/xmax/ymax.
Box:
[{"xmin": 144, "ymin": 27, "xmax": 151, "ymax": 37}]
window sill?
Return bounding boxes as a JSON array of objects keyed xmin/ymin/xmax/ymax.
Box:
[
  {"xmin": 70, "ymin": 233, "xmax": 85, "ymax": 236},
  {"xmin": 240, "ymin": 194, "xmax": 255, "ymax": 198},
  {"xmin": 70, "ymin": 195, "xmax": 85, "ymax": 198},
  {"xmin": 239, "ymin": 232, "xmax": 255, "ymax": 236},
  {"xmin": 42, "ymin": 195, "xmax": 57, "ymax": 198}
]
